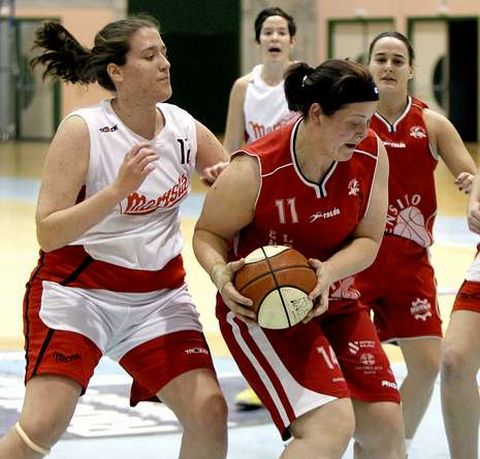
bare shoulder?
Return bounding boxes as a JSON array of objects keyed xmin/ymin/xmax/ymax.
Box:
[
  {"xmin": 423, "ymin": 107, "xmax": 454, "ymax": 135},
  {"xmin": 52, "ymin": 115, "xmax": 89, "ymax": 148},
  {"xmin": 230, "ymin": 73, "xmax": 252, "ymax": 96},
  {"xmin": 212, "ymin": 153, "xmax": 259, "ymax": 190},
  {"xmin": 44, "ymin": 115, "xmax": 90, "ymax": 174}
]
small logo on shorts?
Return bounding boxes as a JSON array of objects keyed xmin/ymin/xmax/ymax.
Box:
[
  {"xmin": 348, "ymin": 340, "xmax": 375, "ymax": 355},
  {"xmin": 184, "ymin": 347, "xmax": 209, "ymax": 356},
  {"xmin": 381, "ymin": 380, "xmax": 398, "ymax": 390},
  {"xmin": 53, "ymin": 352, "xmax": 81, "ymax": 363},
  {"xmin": 410, "ymin": 298, "xmax": 433, "ymax": 321},
  {"xmin": 359, "ymin": 353, "xmax": 376, "ymax": 366}
]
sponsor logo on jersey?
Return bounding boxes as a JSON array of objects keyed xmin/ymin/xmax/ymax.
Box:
[
  {"xmin": 310, "ymin": 207, "xmax": 340, "ymax": 222},
  {"xmin": 385, "ymin": 194, "xmax": 433, "ymax": 247},
  {"xmin": 410, "ymin": 297, "xmax": 433, "ymax": 321},
  {"xmin": 409, "ymin": 125, "xmax": 427, "ymax": 139},
  {"xmin": 383, "ymin": 140, "xmax": 406, "ymax": 148},
  {"xmin": 348, "ymin": 178, "xmax": 360, "ymax": 196},
  {"xmin": 53, "ymin": 352, "xmax": 81, "ymax": 363},
  {"xmin": 99, "ymin": 124, "xmax": 118, "ymax": 133},
  {"xmin": 123, "ymin": 174, "xmax": 189, "ymax": 215}
]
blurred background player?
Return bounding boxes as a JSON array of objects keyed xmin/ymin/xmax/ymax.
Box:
[
  {"xmin": 194, "ymin": 59, "xmax": 406, "ymax": 459},
  {"xmin": 355, "ymin": 31, "xmax": 476, "ymax": 455},
  {"xmin": 0, "ymin": 15, "xmax": 229, "ymax": 459},
  {"xmin": 223, "ymin": 6, "xmax": 298, "ymax": 153},
  {"xmin": 441, "ymin": 167, "xmax": 480, "ymax": 459}
]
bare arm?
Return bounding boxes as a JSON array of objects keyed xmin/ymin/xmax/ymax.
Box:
[
  {"xmin": 193, "ymin": 154, "xmax": 259, "ymax": 320},
  {"xmin": 467, "ymin": 169, "xmax": 480, "ymax": 234},
  {"xmin": 310, "ymin": 141, "xmax": 389, "ymax": 298},
  {"xmin": 36, "ymin": 116, "xmax": 158, "ymax": 252},
  {"xmin": 222, "ymin": 75, "xmax": 249, "ymax": 154},
  {"xmin": 424, "ymin": 108, "xmax": 476, "ymax": 193},
  {"xmin": 195, "ymin": 120, "xmax": 230, "ymax": 186}
]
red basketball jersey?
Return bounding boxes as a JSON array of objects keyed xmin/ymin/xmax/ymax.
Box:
[
  {"xmin": 371, "ymin": 96, "xmax": 438, "ymax": 247},
  {"xmin": 231, "ymin": 118, "xmax": 380, "ymax": 308}
]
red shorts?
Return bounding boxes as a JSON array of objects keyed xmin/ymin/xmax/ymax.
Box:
[
  {"xmin": 321, "ymin": 302, "xmax": 400, "ymax": 403},
  {"xmin": 452, "ymin": 280, "xmax": 480, "ymax": 314},
  {"xmin": 217, "ymin": 296, "xmax": 399, "ymax": 440},
  {"xmin": 356, "ymin": 236, "xmax": 442, "ymax": 342},
  {"xmin": 23, "ymin": 278, "xmax": 215, "ymax": 406}
]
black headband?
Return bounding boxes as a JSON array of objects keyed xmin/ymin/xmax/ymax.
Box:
[{"xmin": 340, "ymin": 80, "xmax": 379, "ymax": 104}]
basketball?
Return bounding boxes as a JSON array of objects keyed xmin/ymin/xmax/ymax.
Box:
[{"xmin": 233, "ymin": 245, "xmax": 317, "ymax": 329}]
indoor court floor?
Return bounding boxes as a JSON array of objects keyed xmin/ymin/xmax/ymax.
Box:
[{"xmin": 0, "ymin": 141, "xmax": 479, "ymax": 458}]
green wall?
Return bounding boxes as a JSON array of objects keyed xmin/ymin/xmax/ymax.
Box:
[{"xmin": 129, "ymin": 0, "xmax": 240, "ymax": 134}]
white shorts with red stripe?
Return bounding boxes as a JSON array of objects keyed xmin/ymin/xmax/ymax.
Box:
[{"xmin": 39, "ymin": 281, "xmax": 203, "ymax": 360}]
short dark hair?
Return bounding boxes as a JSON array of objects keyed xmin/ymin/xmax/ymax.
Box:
[
  {"xmin": 284, "ymin": 59, "xmax": 378, "ymax": 117},
  {"xmin": 368, "ymin": 31, "xmax": 415, "ymax": 65},
  {"xmin": 254, "ymin": 7, "xmax": 296, "ymax": 43},
  {"xmin": 30, "ymin": 14, "xmax": 160, "ymax": 92}
]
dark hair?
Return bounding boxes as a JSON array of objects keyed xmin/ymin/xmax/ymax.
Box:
[
  {"xmin": 284, "ymin": 60, "xmax": 378, "ymax": 117},
  {"xmin": 254, "ymin": 7, "xmax": 296, "ymax": 43},
  {"xmin": 368, "ymin": 31, "xmax": 415, "ymax": 65},
  {"xmin": 30, "ymin": 14, "xmax": 160, "ymax": 92}
]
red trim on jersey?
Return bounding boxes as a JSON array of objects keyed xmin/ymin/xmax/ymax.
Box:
[{"xmin": 29, "ymin": 245, "xmax": 185, "ymax": 292}]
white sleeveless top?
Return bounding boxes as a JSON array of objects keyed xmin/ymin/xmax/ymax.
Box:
[
  {"xmin": 66, "ymin": 100, "xmax": 197, "ymax": 270},
  {"xmin": 243, "ymin": 64, "xmax": 296, "ymax": 143}
]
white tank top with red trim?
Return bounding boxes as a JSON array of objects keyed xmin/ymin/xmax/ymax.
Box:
[
  {"xmin": 67, "ymin": 100, "xmax": 197, "ymax": 270},
  {"xmin": 243, "ymin": 64, "xmax": 297, "ymax": 143}
]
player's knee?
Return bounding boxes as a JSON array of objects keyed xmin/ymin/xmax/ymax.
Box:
[
  {"xmin": 417, "ymin": 353, "xmax": 441, "ymax": 381},
  {"xmin": 441, "ymin": 345, "xmax": 475, "ymax": 380},
  {"xmin": 292, "ymin": 401, "xmax": 355, "ymax": 450},
  {"xmin": 355, "ymin": 406, "xmax": 404, "ymax": 453},
  {"xmin": 18, "ymin": 411, "xmax": 69, "ymax": 450},
  {"xmin": 186, "ymin": 391, "xmax": 228, "ymax": 439},
  {"xmin": 14, "ymin": 422, "xmax": 54, "ymax": 456}
]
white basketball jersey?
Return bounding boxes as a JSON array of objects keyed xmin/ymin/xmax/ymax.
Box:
[
  {"xmin": 66, "ymin": 100, "xmax": 197, "ymax": 270},
  {"xmin": 243, "ymin": 64, "xmax": 296, "ymax": 143}
]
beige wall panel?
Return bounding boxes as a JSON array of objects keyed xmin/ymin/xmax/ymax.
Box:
[
  {"xmin": 15, "ymin": 6, "xmax": 119, "ymax": 115},
  {"xmin": 411, "ymin": 20, "xmax": 448, "ymax": 114}
]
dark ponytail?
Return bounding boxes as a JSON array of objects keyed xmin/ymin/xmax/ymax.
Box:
[
  {"xmin": 30, "ymin": 21, "xmax": 94, "ymax": 85},
  {"xmin": 284, "ymin": 62, "xmax": 315, "ymax": 112},
  {"xmin": 30, "ymin": 14, "xmax": 160, "ymax": 92}
]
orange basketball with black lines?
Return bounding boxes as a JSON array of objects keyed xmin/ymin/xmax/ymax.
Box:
[{"xmin": 233, "ymin": 246, "xmax": 317, "ymax": 329}]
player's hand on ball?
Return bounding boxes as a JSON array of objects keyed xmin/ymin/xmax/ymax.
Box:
[{"xmin": 211, "ymin": 260, "xmax": 255, "ymax": 323}]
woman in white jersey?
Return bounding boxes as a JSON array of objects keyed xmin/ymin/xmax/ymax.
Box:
[
  {"xmin": 222, "ymin": 6, "xmax": 298, "ymax": 153},
  {"xmin": 0, "ymin": 15, "xmax": 229, "ymax": 459}
]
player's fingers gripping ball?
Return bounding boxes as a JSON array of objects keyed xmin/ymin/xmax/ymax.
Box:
[{"xmin": 233, "ymin": 245, "xmax": 317, "ymax": 329}]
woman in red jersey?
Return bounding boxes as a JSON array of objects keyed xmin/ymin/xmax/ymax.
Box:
[
  {"xmin": 194, "ymin": 59, "xmax": 406, "ymax": 459},
  {"xmin": 442, "ymin": 168, "xmax": 480, "ymax": 459},
  {"xmin": 355, "ymin": 31, "xmax": 476, "ymax": 455}
]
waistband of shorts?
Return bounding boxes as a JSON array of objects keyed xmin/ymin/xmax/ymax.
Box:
[{"xmin": 29, "ymin": 245, "xmax": 186, "ymax": 292}]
